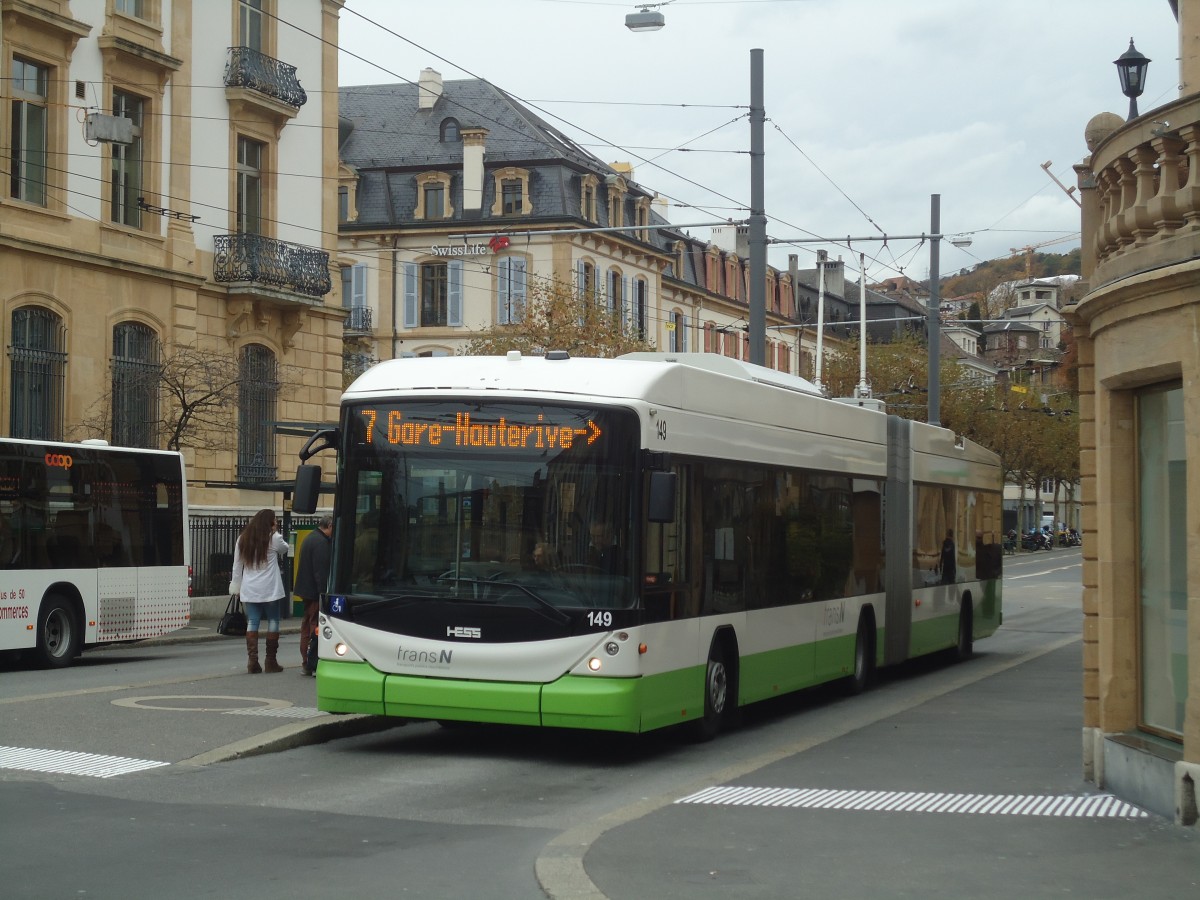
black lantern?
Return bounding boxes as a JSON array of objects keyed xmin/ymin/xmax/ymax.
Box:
[{"xmin": 1114, "ymin": 38, "xmax": 1151, "ymax": 120}]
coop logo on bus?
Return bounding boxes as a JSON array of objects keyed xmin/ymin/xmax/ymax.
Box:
[
  {"xmin": 359, "ymin": 409, "xmax": 602, "ymax": 452},
  {"xmin": 44, "ymin": 453, "xmax": 73, "ymax": 469}
]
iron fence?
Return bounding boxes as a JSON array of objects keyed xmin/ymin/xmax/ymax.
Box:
[{"xmin": 190, "ymin": 513, "xmax": 323, "ymax": 597}]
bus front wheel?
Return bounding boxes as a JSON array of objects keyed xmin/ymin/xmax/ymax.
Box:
[{"xmin": 36, "ymin": 595, "xmax": 80, "ymax": 669}]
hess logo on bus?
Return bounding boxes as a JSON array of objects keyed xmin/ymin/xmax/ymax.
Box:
[
  {"xmin": 44, "ymin": 453, "xmax": 73, "ymax": 469},
  {"xmin": 447, "ymin": 626, "xmax": 481, "ymax": 639}
]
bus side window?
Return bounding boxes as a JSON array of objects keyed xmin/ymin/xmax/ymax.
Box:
[{"xmin": 643, "ymin": 465, "xmax": 695, "ymax": 621}]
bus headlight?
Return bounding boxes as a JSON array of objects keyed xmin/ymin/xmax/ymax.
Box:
[
  {"xmin": 587, "ymin": 657, "xmax": 602, "ymax": 671},
  {"xmin": 335, "ymin": 642, "xmax": 348, "ymax": 657},
  {"xmin": 322, "ymin": 625, "xmax": 333, "ymax": 640},
  {"xmin": 605, "ymin": 641, "xmax": 619, "ymax": 656}
]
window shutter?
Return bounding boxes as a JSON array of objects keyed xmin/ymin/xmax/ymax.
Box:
[
  {"xmin": 511, "ymin": 258, "xmax": 527, "ymax": 323},
  {"xmin": 621, "ymin": 276, "xmax": 629, "ymax": 328},
  {"xmin": 351, "ymin": 263, "xmax": 367, "ymax": 308},
  {"xmin": 680, "ymin": 315, "xmax": 688, "ymax": 352},
  {"xmin": 576, "ymin": 259, "xmax": 586, "ymax": 295},
  {"xmin": 403, "ymin": 262, "xmax": 418, "ymax": 328},
  {"xmin": 448, "ymin": 260, "xmax": 463, "ymax": 326},
  {"xmin": 497, "ymin": 259, "xmax": 511, "ymax": 325}
]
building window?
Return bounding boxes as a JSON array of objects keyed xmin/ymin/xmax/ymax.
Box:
[
  {"xmin": 501, "ymin": 179, "xmax": 522, "ymax": 214},
  {"xmin": 490, "ymin": 167, "xmax": 531, "ymax": 217},
  {"xmin": 606, "ymin": 269, "xmax": 625, "ymax": 324},
  {"xmin": 424, "ymin": 183, "xmax": 445, "ymax": 220},
  {"xmin": 580, "ymin": 175, "xmax": 598, "ymax": 223},
  {"xmin": 342, "ymin": 262, "xmax": 366, "ymax": 308},
  {"xmin": 415, "ymin": 171, "xmax": 453, "ymax": 220},
  {"xmin": 440, "ymin": 118, "xmax": 459, "ymax": 142},
  {"xmin": 10, "ymin": 57, "xmax": 49, "ymax": 206},
  {"xmin": 633, "ymin": 279, "xmax": 648, "ymax": 340},
  {"xmin": 669, "ymin": 311, "xmax": 688, "ymax": 353},
  {"xmin": 576, "ymin": 260, "xmax": 597, "ymax": 303},
  {"xmin": 496, "ymin": 256, "xmax": 527, "ymax": 325},
  {"xmin": 111, "ymin": 90, "xmax": 145, "ymax": 227},
  {"xmin": 236, "ymin": 135, "xmax": 264, "ymax": 234},
  {"xmin": 115, "ymin": 0, "xmax": 146, "ymax": 17},
  {"xmin": 338, "ymin": 186, "xmax": 349, "ymax": 222},
  {"xmin": 402, "ymin": 260, "xmax": 463, "ymax": 328},
  {"xmin": 111, "ymin": 322, "xmax": 160, "ymax": 448},
  {"xmin": 9, "ymin": 307, "xmax": 66, "ymax": 440},
  {"xmin": 1137, "ymin": 383, "xmax": 1187, "ymax": 739},
  {"xmin": 237, "ymin": 344, "xmax": 278, "ymax": 482},
  {"xmin": 238, "ymin": 0, "xmax": 264, "ymax": 51}
]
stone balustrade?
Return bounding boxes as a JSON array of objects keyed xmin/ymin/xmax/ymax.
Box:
[{"xmin": 1082, "ymin": 93, "xmax": 1200, "ymax": 290}]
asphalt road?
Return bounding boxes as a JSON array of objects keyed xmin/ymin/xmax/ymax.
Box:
[{"xmin": 1, "ymin": 548, "xmax": 1195, "ymax": 899}]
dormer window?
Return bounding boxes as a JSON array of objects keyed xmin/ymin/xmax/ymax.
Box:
[{"xmin": 440, "ymin": 118, "xmax": 460, "ymax": 142}]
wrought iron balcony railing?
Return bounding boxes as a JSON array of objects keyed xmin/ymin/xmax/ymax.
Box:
[
  {"xmin": 224, "ymin": 46, "xmax": 307, "ymax": 109},
  {"xmin": 345, "ymin": 306, "xmax": 373, "ymax": 333},
  {"xmin": 214, "ymin": 233, "xmax": 331, "ymax": 298}
]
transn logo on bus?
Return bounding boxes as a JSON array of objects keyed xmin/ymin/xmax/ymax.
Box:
[
  {"xmin": 44, "ymin": 453, "xmax": 73, "ymax": 469},
  {"xmin": 447, "ymin": 626, "xmax": 481, "ymax": 639}
]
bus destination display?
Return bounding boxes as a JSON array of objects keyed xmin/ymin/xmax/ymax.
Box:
[{"xmin": 359, "ymin": 408, "xmax": 603, "ymax": 452}]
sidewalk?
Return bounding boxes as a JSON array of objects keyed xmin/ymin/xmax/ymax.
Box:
[{"xmin": 142, "ymin": 615, "xmax": 302, "ymax": 646}]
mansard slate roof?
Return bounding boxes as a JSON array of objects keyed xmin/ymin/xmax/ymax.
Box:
[{"xmin": 338, "ymin": 78, "xmax": 669, "ymax": 236}]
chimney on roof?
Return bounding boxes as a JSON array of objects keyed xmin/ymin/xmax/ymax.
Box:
[
  {"xmin": 418, "ymin": 68, "xmax": 443, "ymax": 110},
  {"xmin": 461, "ymin": 127, "xmax": 488, "ymax": 212}
]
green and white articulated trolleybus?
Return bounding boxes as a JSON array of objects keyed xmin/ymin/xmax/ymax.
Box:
[{"xmin": 292, "ymin": 351, "xmax": 1003, "ymax": 737}]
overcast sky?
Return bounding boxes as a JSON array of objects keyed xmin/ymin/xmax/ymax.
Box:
[{"xmin": 335, "ymin": 0, "xmax": 1178, "ymax": 286}]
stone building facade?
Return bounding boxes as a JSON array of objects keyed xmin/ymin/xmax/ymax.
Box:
[
  {"xmin": 1, "ymin": 0, "xmax": 345, "ymax": 513},
  {"xmin": 1068, "ymin": 1, "xmax": 1199, "ymax": 824}
]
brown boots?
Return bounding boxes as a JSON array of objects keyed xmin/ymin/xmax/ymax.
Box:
[
  {"xmin": 264, "ymin": 633, "xmax": 283, "ymax": 673},
  {"xmin": 246, "ymin": 631, "xmax": 283, "ymax": 673},
  {"xmin": 246, "ymin": 631, "xmax": 262, "ymax": 674}
]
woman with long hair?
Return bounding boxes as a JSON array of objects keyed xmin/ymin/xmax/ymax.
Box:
[{"xmin": 229, "ymin": 508, "xmax": 290, "ymax": 674}]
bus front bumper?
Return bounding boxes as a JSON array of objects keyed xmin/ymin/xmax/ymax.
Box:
[{"xmin": 316, "ymin": 660, "xmax": 645, "ymax": 733}]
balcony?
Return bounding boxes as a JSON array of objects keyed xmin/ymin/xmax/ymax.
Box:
[
  {"xmin": 1082, "ymin": 93, "xmax": 1200, "ymax": 292},
  {"xmin": 224, "ymin": 46, "xmax": 307, "ymax": 109},
  {"xmin": 345, "ymin": 306, "xmax": 373, "ymax": 335},
  {"xmin": 214, "ymin": 233, "xmax": 331, "ymax": 299}
]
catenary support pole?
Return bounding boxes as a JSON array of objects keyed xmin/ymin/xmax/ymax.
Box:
[
  {"xmin": 928, "ymin": 194, "xmax": 941, "ymax": 425},
  {"xmin": 749, "ymin": 48, "xmax": 766, "ymax": 366}
]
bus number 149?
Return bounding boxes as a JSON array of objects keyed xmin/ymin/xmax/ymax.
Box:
[{"xmin": 588, "ymin": 611, "xmax": 613, "ymax": 628}]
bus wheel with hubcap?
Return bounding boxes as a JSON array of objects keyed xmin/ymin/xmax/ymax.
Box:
[
  {"xmin": 37, "ymin": 595, "xmax": 80, "ymax": 669},
  {"xmin": 846, "ymin": 615, "xmax": 875, "ymax": 695},
  {"xmin": 691, "ymin": 645, "xmax": 729, "ymax": 741}
]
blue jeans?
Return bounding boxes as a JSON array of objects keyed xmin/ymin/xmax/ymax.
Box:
[{"xmin": 244, "ymin": 599, "xmax": 281, "ymax": 633}]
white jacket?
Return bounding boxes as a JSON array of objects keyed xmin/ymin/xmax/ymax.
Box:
[{"xmin": 230, "ymin": 532, "xmax": 289, "ymax": 604}]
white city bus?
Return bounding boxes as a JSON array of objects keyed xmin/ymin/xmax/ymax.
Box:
[
  {"xmin": 293, "ymin": 352, "xmax": 1003, "ymax": 737},
  {"xmin": 0, "ymin": 438, "xmax": 190, "ymax": 667}
]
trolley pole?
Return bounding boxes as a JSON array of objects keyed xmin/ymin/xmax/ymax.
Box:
[{"xmin": 748, "ymin": 49, "xmax": 767, "ymax": 366}]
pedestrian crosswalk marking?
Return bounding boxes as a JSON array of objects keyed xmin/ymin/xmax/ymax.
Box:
[
  {"xmin": 676, "ymin": 786, "xmax": 1148, "ymax": 818},
  {"xmin": 0, "ymin": 745, "xmax": 169, "ymax": 779}
]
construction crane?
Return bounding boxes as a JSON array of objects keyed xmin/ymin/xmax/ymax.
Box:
[
  {"xmin": 1040, "ymin": 161, "xmax": 1082, "ymax": 208},
  {"xmin": 1010, "ymin": 234, "xmax": 1079, "ymax": 278}
]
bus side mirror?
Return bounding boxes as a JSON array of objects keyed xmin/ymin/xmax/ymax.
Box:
[
  {"xmin": 647, "ymin": 471, "xmax": 677, "ymax": 523},
  {"xmin": 293, "ymin": 465, "xmax": 321, "ymax": 514}
]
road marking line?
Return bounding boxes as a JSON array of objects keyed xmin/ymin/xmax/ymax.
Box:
[
  {"xmin": 0, "ymin": 745, "xmax": 168, "ymax": 779},
  {"xmin": 675, "ymin": 785, "xmax": 1147, "ymax": 818}
]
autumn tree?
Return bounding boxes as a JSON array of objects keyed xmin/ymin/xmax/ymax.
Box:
[
  {"xmin": 464, "ymin": 277, "xmax": 655, "ymax": 358},
  {"xmin": 77, "ymin": 342, "xmax": 291, "ymax": 453}
]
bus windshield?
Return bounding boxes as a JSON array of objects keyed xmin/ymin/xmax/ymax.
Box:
[{"xmin": 331, "ymin": 400, "xmax": 640, "ymax": 611}]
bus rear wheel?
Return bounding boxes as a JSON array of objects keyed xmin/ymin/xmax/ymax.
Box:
[
  {"xmin": 846, "ymin": 614, "xmax": 875, "ymax": 695},
  {"xmin": 954, "ymin": 601, "xmax": 974, "ymax": 662},
  {"xmin": 37, "ymin": 595, "xmax": 80, "ymax": 669},
  {"xmin": 691, "ymin": 646, "xmax": 730, "ymax": 741}
]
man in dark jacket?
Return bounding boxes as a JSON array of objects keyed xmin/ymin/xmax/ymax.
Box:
[{"xmin": 294, "ymin": 516, "xmax": 332, "ymax": 676}]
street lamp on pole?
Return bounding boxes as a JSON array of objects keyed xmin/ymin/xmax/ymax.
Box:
[
  {"xmin": 626, "ymin": 2, "xmax": 670, "ymax": 32},
  {"xmin": 1114, "ymin": 38, "xmax": 1150, "ymax": 121}
]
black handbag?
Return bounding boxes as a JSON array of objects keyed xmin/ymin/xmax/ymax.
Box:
[{"xmin": 217, "ymin": 594, "xmax": 247, "ymax": 636}]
